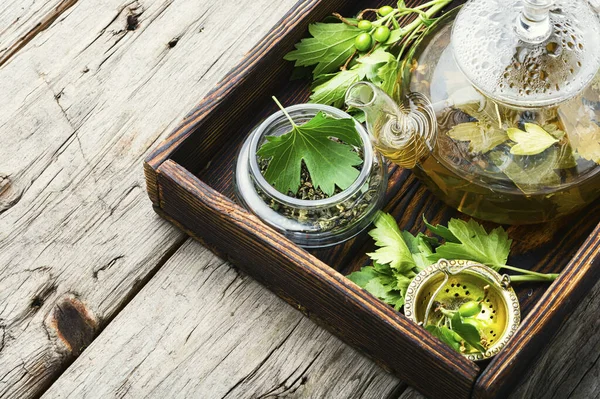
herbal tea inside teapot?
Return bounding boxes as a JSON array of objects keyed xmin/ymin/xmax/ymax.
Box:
[{"xmin": 346, "ymin": 0, "xmax": 600, "ymax": 225}]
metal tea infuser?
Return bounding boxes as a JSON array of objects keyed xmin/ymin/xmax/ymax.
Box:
[{"xmin": 404, "ymin": 259, "xmax": 521, "ymax": 361}]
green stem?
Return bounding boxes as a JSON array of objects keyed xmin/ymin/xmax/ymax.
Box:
[
  {"xmin": 487, "ymin": 263, "xmax": 559, "ymax": 282},
  {"xmin": 509, "ymin": 274, "xmax": 559, "ymax": 283},
  {"xmin": 414, "ymin": 0, "xmax": 448, "ymax": 10},
  {"xmin": 272, "ymin": 96, "xmax": 296, "ymax": 127},
  {"xmin": 394, "ymin": 0, "xmax": 451, "ymax": 61},
  {"xmin": 397, "ymin": 24, "xmax": 420, "ymax": 61},
  {"xmin": 403, "ymin": 0, "xmax": 450, "ymax": 32},
  {"xmin": 439, "ymin": 308, "xmax": 456, "ymax": 317}
]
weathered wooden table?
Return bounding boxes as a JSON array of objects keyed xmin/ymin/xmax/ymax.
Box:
[{"xmin": 0, "ymin": 0, "xmax": 598, "ymax": 398}]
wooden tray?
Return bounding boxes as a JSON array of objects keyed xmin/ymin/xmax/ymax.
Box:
[{"xmin": 144, "ymin": 1, "xmax": 600, "ymax": 397}]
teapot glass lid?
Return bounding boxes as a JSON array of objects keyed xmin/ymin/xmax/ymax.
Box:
[{"xmin": 451, "ymin": 0, "xmax": 600, "ymax": 107}]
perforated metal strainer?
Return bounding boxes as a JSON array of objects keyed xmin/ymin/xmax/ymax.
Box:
[{"xmin": 404, "ymin": 259, "xmax": 521, "ymax": 361}]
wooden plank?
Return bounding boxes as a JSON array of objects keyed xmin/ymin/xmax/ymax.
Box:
[
  {"xmin": 154, "ymin": 159, "xmax": 480, "ymax": 399},
  {"xmin": 0, "ymin": 0, "xmax": 298, "ymax": 397},
  {"xmin": 41, "ymin": 240, "xmax": 405, "ymax": 398},
  {"xmin": 0, "ymin": 0, "xmax": 77, "ymax": 66}
]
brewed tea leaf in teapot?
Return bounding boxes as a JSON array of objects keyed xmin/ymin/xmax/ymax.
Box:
[
  {"xmin": 507, "ymin": 124, "xmax": 559, "ymax": 156},
  {"xmin": 489, "ymin": 151, "xmax": 561, "ymax": 194},
  {"xmin": 446, "ymin": 101, "xmax": 513, "ymax": 154}
]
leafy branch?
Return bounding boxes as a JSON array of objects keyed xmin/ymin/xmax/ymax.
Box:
[
  {"xmin": 348, "ymin": 212, "xmax": 558, "ymax": 311},
  {"xmin": 284, "ymin": 0, "xmax": 452, "ymax": 108}
]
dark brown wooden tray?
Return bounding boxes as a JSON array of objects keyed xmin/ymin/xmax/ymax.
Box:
[{"xmin": 144, "ymin": 1, "xmax": 600, "ymax": 397}]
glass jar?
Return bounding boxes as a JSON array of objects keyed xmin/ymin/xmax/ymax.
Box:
[{"xmin": 235, "ymin": 104, "xmax": 387, "ymax": 248}]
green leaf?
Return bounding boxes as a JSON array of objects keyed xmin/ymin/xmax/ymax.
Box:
[
  {"xmin": 543, "ymin": 123, "xmax": 566, "ymax": 140},
  {"xmin": 347, "ymin": 265, "xmax": 405, "ymax": 310},
  {"xmin": 401, "ymin": 231, "xmax": 437, "ymax": 271},
  {"xmin": 376, "ymin": 58, "xmax": 399, "ymax": 96},
  {"xmin": 448, "ymin": 100, "xmax": 516, "ymax": 153},
  {"xmin": 364, "ymin": 278, "xmax": 392, "ymax": 298},
  {"xmin": 451, "ymin": 313, "xmax": 485, "ymax": 352},
  {"xmin": 309, "ymin": 70, "xmax": 360, "ymax": 108},
  {"xmin": 425, "ymin": 325, "xmax": 462, "ymax": 352},
  {"xmin": 347, "ymin": 266, "xmax": 380, "ymax": 287},
  {"xmin": 554, "ymin": 144, "xmax": 578, "ymax": 169},
  {"xmin": 567, "ymin": 121, "xmax": 600, "ymax": 164},
  {"xmin": 384, "ymin": 28, "xmax": 404, "ymax": 45},
  {"xmin": 558, "ymin": 97, "xmax": 600, "ymax": 164},
  {"xmin": 365, "ymin": 277, "xmax": 405, "ymax": 309},
  {"xmin": 549, "ymin": 187, "xmax": 587, "ymax": 214},
  {"xmin": 309, "ymin": 49, "xmax": 397, "ymax": 108},
  {"xmin": 373, "ymin": 261, "xmax": 416, "ymax": 295},
  {"xmin": 507, "ymin": 123, "xmax": 559, "ymax": 156},
  {"xmin": 395, "ymin": 273, "xmax": 415, "ymax": 299},
  {"xmin": 455, "ymin": 101, "xmax": 505, "ymax": 127},
  {"xmin": 356, "ymin": 47, "xmax": 394, "ymax": 65},
  {"xmin": 309, "ymin": 61, "xmax": 373, "ymax": 108},
  {"xmin": 257, "ymin": 111, "xmax": 362, "ymax": 196},
  {"xmin": 447, "ymin": 122, "xmax": 509, "ymax": 154},
  {"xmin": 367, "ymin": 212, "xmax": 417, "ymax": 273},
  {"xmin": 427, "ymin": 218, "xmax": 512, "ymax": 270},
  {"xmin": 356, "ymin": 48, "xmax": 393, "ymax": 83},
  {"xmin": 423, "ymin": 216, "xmax": 459, "ymax": 243},
  {"xmin": 284, "ymin": 22, "xmax": 361, "ymax": 77},
  {"xmin": 489, "ymin": 150, "xmax": 561, "ymax": 194}
]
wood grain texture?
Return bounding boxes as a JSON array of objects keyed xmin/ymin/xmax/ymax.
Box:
[
  {"xmin": 156, "ymin": 159, "xmax": 480, "ymax": 399},
  {"xmin": 1, "ymin": 0, "xmax": 595, "ymax": 398},
  {"xmin": 41, "ymin": 240, "xmax": 405, "ymax": 399},
  {"xmin": 0, "ymin": 0, "xmax": 78, "ymax": 66},
  {"xmin": 0, "ymin": 0, "xmax": 298, "ymax": 397}
]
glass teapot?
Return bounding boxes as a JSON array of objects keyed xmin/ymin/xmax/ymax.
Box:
[{"xmin": 345, "ymin": 0, "xmax": 600, "ymax": 225}]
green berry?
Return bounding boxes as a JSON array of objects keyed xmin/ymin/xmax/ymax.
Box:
[
  {"xmin": 458, "ymin": 301, "xmax": 483, "ymax": 318},
  {"xmin": 373, "ymin": 26, "xmax": 391, "ymax": 42},
  {"xmin": 357, "ymin": 20, "xmax": 372, "ymax": 31},
  {"xmin": 378, "ymin": 5, "xmax": 394, "ymax": 16},
  {"xmin": 354, "ymin": 33, "xmax": 372, "ymax": 52}
]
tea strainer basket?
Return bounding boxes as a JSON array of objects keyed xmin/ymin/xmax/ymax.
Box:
[{"xmin": 404, "ymin": 259, "xmax": 521, "ymax": 361}]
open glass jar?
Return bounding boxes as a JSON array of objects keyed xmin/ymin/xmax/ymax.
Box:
[{"xmin": 235, "ymin": 104, "xmax": 387, "ymax": 248}]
